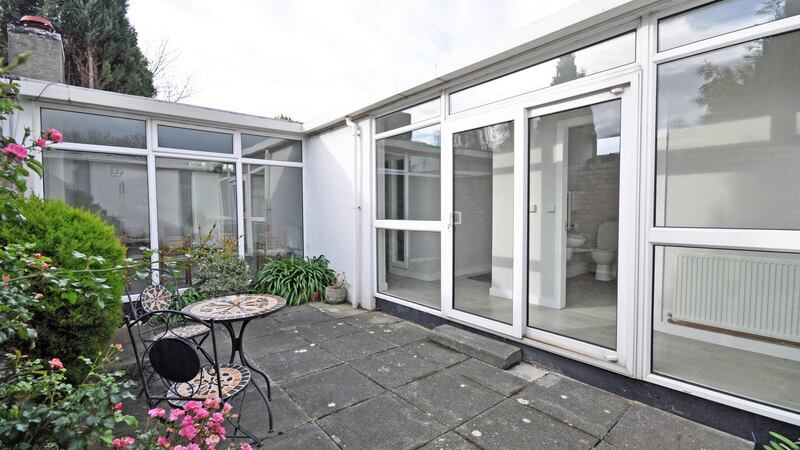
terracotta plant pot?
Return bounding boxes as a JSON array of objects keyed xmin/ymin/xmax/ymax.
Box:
[{"xmin": 325, "ymin": 286, "xmax": 347, "ymax": 304}]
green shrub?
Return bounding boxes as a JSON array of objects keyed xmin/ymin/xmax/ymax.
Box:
[
  {"xmin": 0, "ymin": 197, "xmax": 126, "ymax": 382},
  {"xmin": 193, "ymin": 253, "xmax": 250, "ymax": 299},
  {"xmin": 251, "ymin": 255, "xmax": 335, "ymax": 306}
]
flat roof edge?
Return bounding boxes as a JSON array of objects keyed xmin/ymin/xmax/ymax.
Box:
[
  {"xmin": 16, "ymin": 78, "xmax": 304, "ymax": 134},
  {"xmin": 302, "ymin": 0, "xmax": 662, "ymax": 134}
]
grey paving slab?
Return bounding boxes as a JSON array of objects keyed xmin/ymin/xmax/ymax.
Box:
[
  {"xmin": 343, "ymin": 311, "xmax": 403, "ymax": 328},
  {"xmin": 309, "ymin": 302, "xmax": 368, "ymax": 319},
  {"xmin": 247, "ymin": 330, "xmax": 310, "ymax": 357},
  {"xmin": 281, "ymin": 365, "xmax": 384, "ymax": 419},
  {"xmin": 604, "ymin": 403, "xmax": 753, "ymax": 450},
  {"xmin": 257, "ymin": 345, "xmax": 341, "ymax": 382},
  {"xmin": 402, "ymin": 340, "xmax": 469, "ymax": 367},
  {"xmin": 317, "ymin": 331, "xmax": 396, "ymax": 361},
  {"xmin": 294, "ymin": 318, "xmax": 359, "ymax": 342},
  {"xmin": 446, "ymin": 358, "xmax": 528, "ymax": 397},
  {"xmin": 432, "ymin": 324, "xmax": 521, "ymax": 369},
  {"xmin": 366, "ymin": 321, "xmax": 431, "ymax": 346},
  {"xmin": 394, "ymin": 371, "xmax": 505, "ymax": 427},
  {"xmin": 514, "ymin": 373, "xmax": 631, "ymax": 438},
  {"xmin": 272, "ymin": 307, "xmax": 335, "ymax": 327},
  {"xmin": 507, "ymin": 362, "xmax": 548, "ymax": 382},
  {"xmin": 270, "ymin": 304, "xmax": 311, "ymax": 319},
  {"xmin": 242, "ymin": 316, "xmax": 281, "ymax": 338},
  {"xmin": 420, "ymin": 432, "xmax": 481, "ymax": 450},
  {"xmin": 455, "ymin": 398, "xmax": 599, "ymax": 450},
  {"xmin": 593, "ymin": 442, "xmax": 619, "ymax": 450},
  {"xmin": 349, "ymin": 347, "xmax": 445, "ymax": 389},
  {"xmin": 260, "ymin": 423, "xmax": 339, "ymax": 450},
  {"xmin": 234, "ymin": 385, "xmax": 309, "ymax": 436},
  {"xmin": 317, "ymin": 392, "xmax": 447, "ymax": 450}
]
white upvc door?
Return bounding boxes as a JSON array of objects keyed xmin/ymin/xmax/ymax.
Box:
[
  {"xmin": 441, "ymin": 105, "xmax": 527, "ymax": 338},
  {"xmin": 523, "ymin": 77, "xmax": 639, "ymax": 375}
]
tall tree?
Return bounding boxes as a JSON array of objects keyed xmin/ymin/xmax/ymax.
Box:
[
  {"xmin": 0, "ymin": 0, "xmax": 155, "ymax": 97},
  {"xmin": 42, "ymin": 0, "xmax": 155, "ymax": 96}
]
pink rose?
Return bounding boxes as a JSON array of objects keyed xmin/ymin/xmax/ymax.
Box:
[
  {"xmin": 47, "ymin": 128, "xmax": 63, "ymax": 143},
  {"xmin": 148, "ymin": 407, "xmax": 166, "ymax": 418},
  {"xmin": 33, "ymin": 293, "xmax": 44, "ymax": 300},
  {"xmin": 175, "ymin": 445, "xmax": 200, "ymax": 450},
  {"xmin": 181, "ymin": 416, "xmax": 193, "ymax": 427},
  {"xmin": 2, "ymin": 275, "xmax": 9, "ymax": 282},
  {"xmin": 211, "ymin": 412, "xmax": 224, "ymax": 422},
  {"xmin": 157, "ymin": 436, "xmax": 171, "ymax": 447},
  {"xmin": 114, "ymin": 343, "xmax": 123, "ymax": 351},
  {"xmin": 48, "ymin": 358, "xmax": 64, "ymax": 370},
  {"xmin": 204, "ymin": 397, "xmax": 221, "ymax": 409},
  {"xmin": 222, "ymin": 402, "xmax": 232, "ymax": 414},
  {"xmin": 240, "ymin": 444, "xmax": 253, "ymax": 450},
  {"xmin": 2, "ymin": 143, "xmax": 27, "ymax": 160},
  {"xmin": 113, "ymin": 402, "xmax": 123, "ymax": 411},
  {"xmin": 111, "ymin": 437, "xmax": 135, "ymax": 449},
  {"xmin": 169, "ymin": 408, "xmax": 185, "ymax": 421},
  {"xmin": 33, "ymin": 253, "xmax": 41, "ymax": 259},
  {"xmin": 205, "ymin": 434, "xmax": 221, "ymax": 447},
  {"xmin": 179, "ymin": 424, "xmax": 198, "ymax": 440},
  {"xmin": 184, "ymin": 400, "xmax": 202, "ymax": 412},
  {"xmin": 194, "ymin": 407, "xmax": 209, "ymax": 419},
  {"xmin": 35, "ymin": 139, "xmax": 47, "ymax": 148}
]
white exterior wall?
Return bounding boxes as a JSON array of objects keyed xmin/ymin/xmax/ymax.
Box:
[{"xmin": 305, "ymin": 118, "xmax": 374, "ymax": 309}]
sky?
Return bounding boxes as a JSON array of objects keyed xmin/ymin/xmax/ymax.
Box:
[{"xmin": 127, "ymin": 0, "xmax": 580, "ymax": 123}]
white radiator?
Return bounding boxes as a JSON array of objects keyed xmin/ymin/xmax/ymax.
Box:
[{"xmin": 670, "ymin": 252, "xmax": 800, "ymax": 343}]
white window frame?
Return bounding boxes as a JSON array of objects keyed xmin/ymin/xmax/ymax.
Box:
[{"xmin": 637, "ymin": 1, "xmax": 800, "ymax": 426}]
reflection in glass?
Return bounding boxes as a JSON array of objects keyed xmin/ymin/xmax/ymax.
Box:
[
  {"xmin": 241, "ymin": 134, "xmax": 302, "ymax": 162},
  {"xmin": 157, "ymin": 125, "xmax": 233, "ymax": 154},
  {"xmin": 41, "ymin": 108, "xmax": 146, "ymax": 148},
  {"xmin": 376, "ymin": 125, "xmax": 441, "ymax": 221},
  {"xmin": 155, "ymin": 158, "xmax": 237, "ymax": 249},
  {"xmin": 528, "ymin": 101, "xmax": 621, "ymax": 349},
  {"xmin": 43, "ymin": 150, "xmax": 150, "ymax": 291},
  {"xmin": 242, "ymin": 164, "xmax": 304, "ymax": 274},
  {"xmin": 377, "ymin": 229, "xmax": 441, "ymax": 309},
  {"xmin": 653, "ymin": 246, "xmax": 800, "ymax": 412},
  {"xmin": 656, "ymin": 30, "xmax": 800, "ymax": 229},
  {"xmin": 450, "ymin": 32, "xmax": 635, "ymax": 114},
  {"xmin": 658, "ymin": 0, "xmax": 800, "ymax": 51},
  {"xmin": 452, "ymin": 122, "xmax": 514, "ymax": 324},
  {"xmin": 376, "ymin": 98, "xmax": 440, "ymax": 133}
]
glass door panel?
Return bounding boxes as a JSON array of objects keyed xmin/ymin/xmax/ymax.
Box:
[
  {"xmin": 527, "ymin": 100, "xmax": 621, "ymax": 350},
  {"xmin": 453, "ymin": 121, "xmax": 515, "ymax": 324}
]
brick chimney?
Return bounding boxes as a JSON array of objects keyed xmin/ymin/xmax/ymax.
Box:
[{"xmin": 7, "ymin": 16, "xmax": 65, "ymax": 83}]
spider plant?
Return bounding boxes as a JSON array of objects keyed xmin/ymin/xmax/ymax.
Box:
[{"xmin": 251, "ymin": 255, "xmax": 336, "ymax": 306}]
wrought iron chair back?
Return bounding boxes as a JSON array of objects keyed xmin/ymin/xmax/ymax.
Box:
[{"xmin": 124, "ymin": 310, "xmax": 223, "ymax": 407}]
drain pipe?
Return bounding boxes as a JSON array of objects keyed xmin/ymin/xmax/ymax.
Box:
[{"xmin": 345, "ymin": 117, "xmax": 361, "ymax": 309}]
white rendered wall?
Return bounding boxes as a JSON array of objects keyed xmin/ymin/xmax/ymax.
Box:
[{"xmin": 305, "ymin": 119, "xmax": 374, "ymax": 309}]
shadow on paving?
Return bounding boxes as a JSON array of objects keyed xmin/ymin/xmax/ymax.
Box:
[{"xmin": 113, "ymin": 303, "xmax": 752, "ymax": 450}]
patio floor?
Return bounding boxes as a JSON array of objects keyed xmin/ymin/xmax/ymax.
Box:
[{"xmin": 114, "ymin": 303, "xmax": 752, "ymax": 449}]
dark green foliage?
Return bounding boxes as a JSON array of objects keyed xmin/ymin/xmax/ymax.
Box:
[
  {"xmin": 0, "ymin": 0, "xmax": 156, "ymax": 97},
  {"xmin": 0, "ymin": 197, "xmax": 126, "ymax": 382},
  {"xmin": 764, "ymin": 432, "xmax": 800, "ymax": 450},
  {"xmin": 192, "ymin": 253, "xmax": 250, "ymax": 299},
  {"xmin": 251, "ymin": 255, "xmax": 335, "ymax": 306}
]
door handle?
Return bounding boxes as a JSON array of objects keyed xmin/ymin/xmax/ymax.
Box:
[{"xmin": 453, "ymin": 211, "xmax": 462, "ymax": 226}]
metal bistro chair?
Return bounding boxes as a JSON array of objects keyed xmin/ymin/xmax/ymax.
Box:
[
  {"xmin": 124, "ymin": 266, "xmax": 211, "ymax": 343},
  {"xmin": 125, "ymin": 310, "xmax": 273, "ymax": 444}
]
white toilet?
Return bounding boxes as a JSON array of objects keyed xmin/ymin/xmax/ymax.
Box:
[{"xmin": 591, "ymin": 221, "xmax": 618, "ymax": 281}]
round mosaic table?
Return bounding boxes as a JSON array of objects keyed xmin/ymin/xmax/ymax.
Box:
[{"xmin": 183, "ymin": 294, "xmax": 285, "ymax": 431}]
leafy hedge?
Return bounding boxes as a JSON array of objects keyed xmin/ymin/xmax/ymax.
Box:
[
  {"xmin": 251, "ymin": 255, "xmax": 335, "ymax": 305},
  {"xmin": 0, "ymin": 197, "xmax": 126, "ymax": 381}
]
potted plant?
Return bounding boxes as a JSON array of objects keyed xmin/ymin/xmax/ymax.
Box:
[{"xmin": 325, "ymin": 272, "xmax": 348, "ymax": 304}]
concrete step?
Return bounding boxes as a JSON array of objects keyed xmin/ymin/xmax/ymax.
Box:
[{"xmin": 431, "ymin": 324, "xmax": 521, "ymax": 369}]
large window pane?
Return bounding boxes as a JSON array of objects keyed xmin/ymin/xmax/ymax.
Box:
[
  {"xmin": 376, "ymin": 125, "xmax": 441, "ymax": 221},
  {"xmin": 653, "ymin": 246, "xmax": 800, "ymax": 412},
  {"xmin": 43, "ymin": 150, "xmax": 150, "ymax": 291},
  {"xmin": 528, "ymin": 101, "xmax": 621, "ymax": 349},
  {"xmin": 453, "ymin": 122, "xmax": 514, "ymax": 324},
  {"xmin": 450, "ymin": 32, "xmax": 635, "ymax": 114},
  {"xmin": 658, "ymin": 0, "xmax": 800, "ymax": 51},
  {"xmin": 377, "ymin": 229, "xmax": 441, "ymax": 309},
  {"xmin": 155, "ymin": 158, "xmax": 237, "ymax": 249},
  {"xmin": 157, "ymin": 125, "xmax": 233, "ymax": 154},
  {"xmin": 656, "ymin": 31, "xmax": 800, "ymax": 229},
  {"xmin": 243, "ymin": 164, "xmax": 303, "ymax": 274},
  {"xmin": 376, "ymin": 99, "xmax": 439, "ymax": 134},
  {"xmin": 41, "ymin": 108, "xmax": 146, "ymax": 148},
  {"xmin": 241, "ymin": 134, "xmax": 302, "ymax": 162}
]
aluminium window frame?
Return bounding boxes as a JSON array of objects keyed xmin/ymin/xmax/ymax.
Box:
[{"xmin": 637, "ymin": 0, "xmax": 800, "ymax": 426}]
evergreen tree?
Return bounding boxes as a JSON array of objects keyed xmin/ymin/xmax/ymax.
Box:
[{"xmin": 0, "ymin": 0, "xmax": 155, "ymax": 97}]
